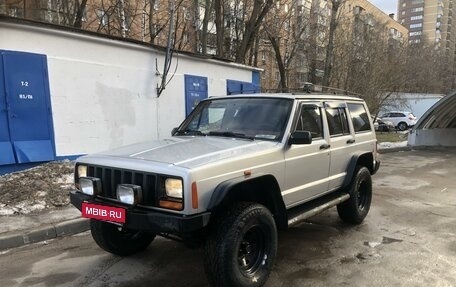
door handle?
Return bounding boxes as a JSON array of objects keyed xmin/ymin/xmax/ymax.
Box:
[
  {"xmin": 346, "ymin": 139, "xmax": 355, "ymax": 144},
  {"xmin": 320, "ymin": 144, "xmax": 331, "ymax": 150}
]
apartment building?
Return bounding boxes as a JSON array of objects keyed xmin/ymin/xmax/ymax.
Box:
[
  {"xmin": 398, "ymin": 0, "xmax": 456, "ymax": 52},
  {"xmin": 341, "ymin": 0, "xmax": 408, "ymax": 53},
  {"xmin": 259, "ymin": 0, "xmax": 408, "ymax": 91}
]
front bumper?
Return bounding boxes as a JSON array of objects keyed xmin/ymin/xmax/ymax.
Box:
[{"xmin": 70, "ymin": 191, "xmax": 211, "ymax": 235}]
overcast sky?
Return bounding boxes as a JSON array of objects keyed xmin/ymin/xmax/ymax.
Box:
[{"xmin": 369, "ymin": 0, "xmax": 398, "ymax": 16}]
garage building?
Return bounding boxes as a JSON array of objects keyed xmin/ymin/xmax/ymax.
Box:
[
  {"xmin": 0, "ymin": 16, "xmax": 261, "ymax": 174},
  {"xmin": 408, "ymin": 92, "xmax": 456, "ymax": 147}
]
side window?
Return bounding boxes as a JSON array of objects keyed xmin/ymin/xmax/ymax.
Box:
[
  {"xmin": 347, "ymin": 103, "xmax": 371, "ymax": 132},
  {"xmin": 296, "ymin": 106, "xmax": 323, "ymax": 139},
  {"xmin": 326, "ymin": 108, "xmax": 350, "ymax": 137}
]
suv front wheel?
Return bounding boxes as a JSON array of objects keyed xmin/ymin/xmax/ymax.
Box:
[
  {"xmin": 337, "ymin": 166, "xmax": 372, "ymax": 224},
  {"xmin": 204, "ymin": 202, "xmax": 277, "ymax": 287}
]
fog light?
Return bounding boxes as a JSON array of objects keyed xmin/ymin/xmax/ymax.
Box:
[
  {"xmin": 79, "ymin": 177, "xmax": 102, "ymax": 196},
  {"xmin": 117, "ymin": 184, "xmax": 142, "ymax": 205}
]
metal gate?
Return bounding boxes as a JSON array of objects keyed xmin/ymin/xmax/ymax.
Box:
[
  {"xmin": 0, "ymin": 50, "xmax": 55, "ymax": 164},
  {"xmin": 184, "ymin": 75, "xmax": 208, "ymax": 116},
  {"xmin": 226, "ymin": 79, "xmax": 260, "ymax": 95}
]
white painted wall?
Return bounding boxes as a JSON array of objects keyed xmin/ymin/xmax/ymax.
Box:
[
  {"xmin": 0, "ymin": 21, "xmax": 257, "ymax": 156},
  {"xmin": 381, "ymin": 93, "xmax": 443, "ymax": 119},
  {"xmin": 408, "ymin": 129, "xmax": 456, "ymax": 147}
]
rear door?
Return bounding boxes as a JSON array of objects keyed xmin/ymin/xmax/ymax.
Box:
[
  {"xmin": 324, "ymin": 101, "xmax": 354, "ymax": 190},
  {"xmin": 283, "ymin": 102, "xmax": 331, "ymax": 207}
]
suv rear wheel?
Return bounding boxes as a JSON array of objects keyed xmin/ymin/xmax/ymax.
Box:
[
  {"xmin": 90, "ymin": 220, "xmax": 155, "ymax": 256},
  {"xmin": 397, "ymin": 121, "xmax": 408, "ymax": 131},
  {"xmin": 204, "ymin": 202, "xmax": 277, "ymax": 287},
  {"xmin": 337, "ymin": 166, "xmax": 372, "ymax": 224}
]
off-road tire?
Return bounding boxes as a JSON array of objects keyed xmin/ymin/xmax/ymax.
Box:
[
  {"xmin": 337, "ymin": 166, "xmax": 372, "ymax": 224},
  {"xmin": 204, "ymin": 202, "xmax": 277, "ymax": 287},
  {"xmin": 90, "ymin": 220, "xmax": 155, "ymax": 256}
]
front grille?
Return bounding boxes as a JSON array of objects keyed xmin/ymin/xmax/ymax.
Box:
[{"xmin": 86, "ymin": 165, "xmax": 157, "ymax": 206}]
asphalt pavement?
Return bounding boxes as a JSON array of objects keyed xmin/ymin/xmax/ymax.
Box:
[{"xmin": 0, "ymin": 147, "xmax": 455, "ymax": 286}]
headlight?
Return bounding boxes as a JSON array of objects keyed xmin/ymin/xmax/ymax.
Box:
[
  {"xmin": 165, "ymin": 178, "xmax": 183, "ymax": 199},
  {"xmin": 77, "ymin": 165, "xmax": 87, "ymax": 178},
  {"xmin": 117, "ymin": 184, "xmax": 142, "ymax": 205},
  {"xmin": 79, "ymin": 177, "xmax": 102, "ymax": 196}
]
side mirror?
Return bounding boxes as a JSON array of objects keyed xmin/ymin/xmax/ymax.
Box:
[
  {"xmin": 171, "ymin": 127, "xmax": 178, "ymax": 136},
  {"xmin": 288, "ymin": 131, "xmax": 312, "ymax": 145}
]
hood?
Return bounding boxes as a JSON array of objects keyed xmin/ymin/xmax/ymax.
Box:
[{"xmin": 95, "ymin": 136, "xmax": 280, "ymax": 169}]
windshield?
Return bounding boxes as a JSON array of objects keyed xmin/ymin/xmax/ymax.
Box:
[{"xmin": 176, "ymin": 97, "xmax": 293, "ymax": 141}]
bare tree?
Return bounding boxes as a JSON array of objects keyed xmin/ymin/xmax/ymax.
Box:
[
  {"xmin": 322, "ymin": 0, "xmax": 344, "ymax": 88},
  {"xmin": 200, "ymin": 0, "xmax": 213, "ymax": 54},
  {"xmin": 73, "ymin": 0, "xmax": 88, "ymax": 28},
  {"xmin": 235, "ymin": 0, "xmax": 274, "ymax": 63},
  {"xmin": 263, "ymin": 0, "xmax": 311, "ymax": 91},
  {"xmin": 403, "ymin": 39, "xmax": 454, "ymax": 94}
]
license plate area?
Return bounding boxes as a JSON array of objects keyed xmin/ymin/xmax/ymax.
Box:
[{"xmin": 82, "ymin": 202, "xmax": 126, "ymax": 224}]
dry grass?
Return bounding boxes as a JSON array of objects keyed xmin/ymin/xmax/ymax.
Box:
[{"xmin": 376, "ymin": 131, "xmax": 408, "ymax": 142}]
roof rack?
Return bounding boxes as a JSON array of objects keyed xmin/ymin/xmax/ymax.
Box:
[{"xmin": 261, "ymin": 83, "xmax": 363, "ymax": 97}]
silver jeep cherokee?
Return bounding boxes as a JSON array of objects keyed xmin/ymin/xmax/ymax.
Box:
[{"xmin": 70, "ymin": 93, "xmax": 380, "ymax": 287}]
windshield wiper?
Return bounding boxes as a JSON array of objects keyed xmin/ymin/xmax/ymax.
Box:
[
  {"xmin": 175, "ymin": 130, "xmax": 206, "ymax": 136},
  {"xmin": 208, "ymin": 131, "xmax": 254, "ymax": 140}
]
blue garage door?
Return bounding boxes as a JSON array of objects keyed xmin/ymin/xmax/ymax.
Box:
[
  {"xmin": 185, "ymin": 75, "xmax": 208, "ymax": 116},
  {"xmin": 226, "ymin": 79, "xmax": 260, "ymax": 95},
  {"xmin": 0, "ymin": 50, "xmax": 55, "ymax": 164},
  {"xmin": 0, "ymin": 55, "xmax": 15, "ymax": 165}
]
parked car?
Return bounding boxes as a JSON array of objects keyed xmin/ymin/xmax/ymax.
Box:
[
  {"xmin": 373, "ymin": 117, "xmax": 395, "ymax": 132},
  {"xmin": 70, "ymin": 93, "xmax": 380, "ymax": 287},
  {"xmin": 380, "ymin": 111, "xmax": 417, "ymax": 131}
]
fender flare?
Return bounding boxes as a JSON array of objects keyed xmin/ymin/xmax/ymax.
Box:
[
  {"xmin": 342, "ymin": 152, "xmax": 374, "ymax": 189},
  {"xmin": 207, "ymin": 173, "xmax": 287, "ymax": 228},
  {"xmin": 207, "ymin": 173, "xmax": 273, "ymax": 210}
]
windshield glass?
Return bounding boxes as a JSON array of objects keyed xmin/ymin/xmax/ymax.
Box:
[{"xmin": 176, "ymin": 97, "xmax": 293, "ymax": 141}]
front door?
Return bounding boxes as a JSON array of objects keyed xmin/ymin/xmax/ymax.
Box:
[{"xmin": 283, "ymin": 103, "xmax": 331, "ymax": 207}]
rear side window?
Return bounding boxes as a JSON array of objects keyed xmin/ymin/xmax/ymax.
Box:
[
  {"xmin": 326, "ymin": 108, "xmax": 350, "ymax": 136},
  {"xmin": 347, "ymin": 103, "xmax": 371, "ymax": 132}
]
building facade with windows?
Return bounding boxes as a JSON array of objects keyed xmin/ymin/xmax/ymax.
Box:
[
  {"xmin": 1, "ymin": 0, "xmax": 407, "ymax": 94},
  {"xmin": 398, "ymin": 0, "xmax": 456, "ymax": 51}
]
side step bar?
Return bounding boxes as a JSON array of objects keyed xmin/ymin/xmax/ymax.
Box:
[{"xmin": 287, "ymin": 192, "xmax": 350, "ymax": 227}]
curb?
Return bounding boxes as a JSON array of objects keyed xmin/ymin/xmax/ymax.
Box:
[
  {"xmin": 0, "ymin": 218, "xmax": 89, "ymax": 251},
  {"xmin": 378, "ymin": 146, "xmax": 412, "ymax": 154}
]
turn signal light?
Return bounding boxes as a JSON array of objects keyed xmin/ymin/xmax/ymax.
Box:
[
  {"xmin": 192, "ymin": 182, "xmax": 198, "ymax": 209},
  {"xmin": 159, "ymin": 200, "xmax": 183, "ymax": 210}
]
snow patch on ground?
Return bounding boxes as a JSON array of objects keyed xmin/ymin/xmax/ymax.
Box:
[
  {"xmin": 0, "ymin": 161, "xmax": 74, "ymax": 216},
  {"xmin": 378, "ymin": 141, "xmax": 408, "ymax": 149}
]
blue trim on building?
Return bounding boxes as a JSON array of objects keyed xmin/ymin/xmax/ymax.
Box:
[
  {"xmin": 252, "ymin": 71, "xmax": 261, "ymax": 87},
  {"xmin": 226, "ymin": 79, "xmax": 260, "ymax": 95}
]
